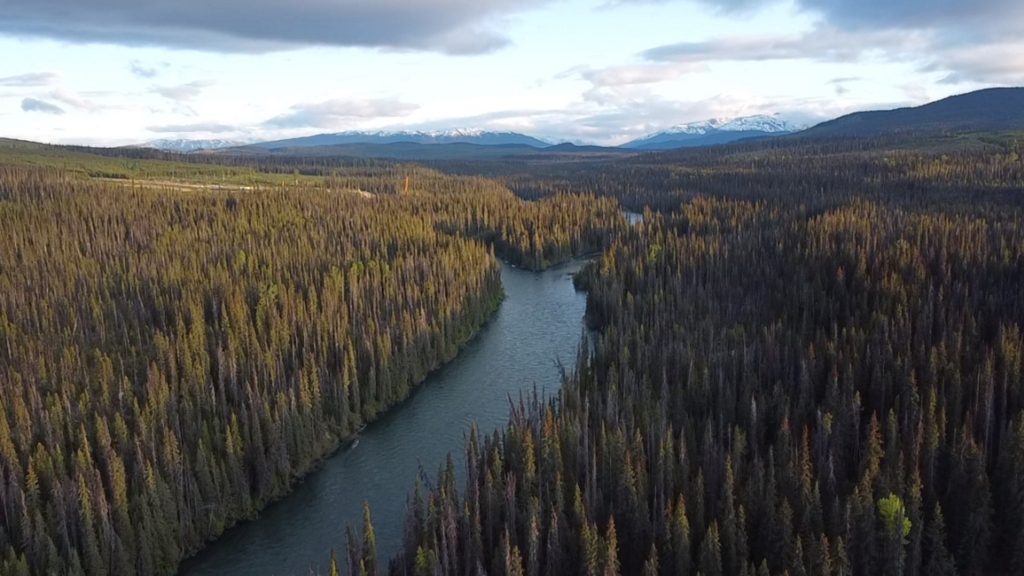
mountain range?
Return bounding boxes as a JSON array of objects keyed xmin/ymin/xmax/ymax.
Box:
[
  {"xmin": 248, "ymin": 129, "xmax": 550, "ymax": 150},
  {"xmin": 142, "ymin": 119, "xmax": 796, "ymax": 153},
  {"xmin": 143, "ymin": 138, "xmax": 250, "ymax": 153},
  {"xmin": 622, "ymin": 114, "xmax": 805, "ymax": 150},
  {"xmin": 139, "ymin": 88, "xmax": 1024, "ymax": 154}
]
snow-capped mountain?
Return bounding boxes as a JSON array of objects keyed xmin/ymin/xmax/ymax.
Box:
[
  {"xmin": 250, "ymin": 130, "xmax": 551, "ymax": 149},
  {"xmin": 142, "ymin": 139, "xmax": 250, "ymax": 153},
  {"xmin": 624, "ymin": 114, "xmax": 807, "ymax": 150},
  {"xmin": 662, "ymin": 114, "xmax": 800, "ymax": 135}
]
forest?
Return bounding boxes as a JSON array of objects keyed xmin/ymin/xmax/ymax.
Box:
[
  {"xmin": 1, "ymin": 131, "xmax": 1024, "ymax": 576},
  {"xmin": 0, "ymin": 147, "xmax": 622, "ymax": 576},
  {"xmin": 387, "ymin": 134, "xmax": 1024, "ymax": 576}
]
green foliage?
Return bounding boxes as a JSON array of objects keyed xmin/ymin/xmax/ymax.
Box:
[{"xmin": 878, "ymin": 495, "xmax": 911, "ymax": 541}]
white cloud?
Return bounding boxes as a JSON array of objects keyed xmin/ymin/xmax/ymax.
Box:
[
  {"xmin": 264, "ymin": 98, "xmax": 421, "ymax": 129},
  {"xmin": 0, "ymin": 72, "xmax": 58, "ymax": 87},
  {"xmin": 153, "ymin": 80, "xmax": 214, "ymax": 101}
]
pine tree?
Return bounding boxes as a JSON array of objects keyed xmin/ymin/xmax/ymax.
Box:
[
  {"xmin": 671, "ymin": 495, "xmax": 692, "ymax": 576},
  {"xmin": 642, "ymin": 544, "xmax": 659, "ymax": 576},
  {"xmin": 832, "ymin": 537, "xmax": 851, "ymax": 576},
  {"xmin": 582, "ymin": 522, "xmax": 602, "ymax": 576},
  {"xmin": 946, "ymin": 437, "xmax": 993, "ymax": 574},
  {"xmin": 330, "ymin": 549, "xmax": 341, "ymax": 576},
  {"xmin": 922, "ymin": 505, "xmax": 956, "ymax": 576},
  {"xmin": 414, "ymin": 546, "xmax": 438, "ymax": 576},
  {"xmin": 362, "ymin": 502, "xmax": 377, "ymax": 576},
  {"xmin": 997, "ymin": 414, "xmax": 1024, "ymax": 574},
  {"xmin": 544, "ymin": 510, "xmax": 562, "ymax": 576},
  {"xmin": 603, "ymin": 517, "xmax": 620, "ymax": 576},
  {"xmin": 699, "ymin": 523, "xmax": 723, "ymax": 576}
]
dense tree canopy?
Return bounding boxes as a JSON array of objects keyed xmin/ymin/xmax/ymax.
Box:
[
  {"xmin": 4, "ymin": 133, "xmax": 1024, "ymax": 576},
  {"xmin": 390, "ymin": 138, "xmax": 1024, "ymax": 576},
  {"xmin": 0, "ymin": 151, "xmax": 623, "ymax": 576}
]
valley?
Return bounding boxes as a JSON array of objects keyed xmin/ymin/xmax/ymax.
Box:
[{"xmin": 1, "ymin": 88, "xmax": 1023, "ymax": 576}]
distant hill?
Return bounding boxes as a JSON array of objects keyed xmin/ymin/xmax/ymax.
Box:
[
  {"xmin": 223, "ymin": 141, "xmax": 632, "ymax": 161},
  {"xmin": 800, "ymin": 88, "xmax": 1024, "ymax": 139},
  {"xmin": 624, "ymin": 114, "xmax": 804, "ymax": 150},
  {"xmin": 249, "ymin": 129, "xmax": 550, "ymax": 149}
]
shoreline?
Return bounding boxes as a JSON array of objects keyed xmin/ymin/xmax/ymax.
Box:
[{"xmin": 175, "ymin": 272, "xmax": 506, "ymax": 574}]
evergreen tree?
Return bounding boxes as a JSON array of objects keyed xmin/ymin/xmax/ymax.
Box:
[
  {"xmin": 922, "ymin": 505, "xmax": 956, "ymax": 576},
  {"xmin": 699, "ymin": 523, "xmax": 723, "ymax": 576},
  {"xmin": 362, "ymin": 502, "xmax": 377, "ymax": 576}
]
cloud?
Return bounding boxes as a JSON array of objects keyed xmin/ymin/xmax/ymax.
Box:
[
  {"xmin": 0, "ymin": 72, "xmax": 58, "ymax": 87},
  {"xmin": 130, "ymin": 61, "xmax": 160, "ymax": 78},
  {"xmin": 576, "ymin": 63, "xmax": 704, "ymax": 87},
  {"xmin": 637, "ymin": 0, "xmax": 1024, "ymax": 86},
  {"xmin": 794, "ymin": 0, "xmax": 1024, "ymax": 84},
  {"xmin": 610, "ymin": 0, "xmax": 762, "ymax": 10},
  {"xmin": 642, "ymin": 26, "xmax": 928, "ymax": 64},
  {"xmin": 264, "ymin": 98, "xmax": 420, "ymax": 129},
  {"xmin": 21, "ymin": 98, "xmax": 64, "ymax": 114},
  {"xmin": 147, "ymin": 122, "xmax": 236, "ymax": 133},
  {"xmin": 153, "ymin": 80, "xmax": 214, "ymax": 101},
  {"xmin": 926, "ymin": 41, "xmax": 1024, "ymax": 85},
  {"xmin": 0, "ymin": 0, "xmax": 548, "ymax": 55},
  {"xmin": 827, "ymin": 76, "xmax": 858, "ymax": 96},
  {"xmin": 641, "ymin": 20, "xmax": 1024, "ymax": 86},
  {"xmin": 669, "ymin": 0, "xmax": 1023, "ymax": 29},
  {"xmin": 47, "ymin": 87, "xmax": 105, "ymax": 112},
  {"xmin": 794, "ymin": 0, "xmax": 1022, "ymax": 34},
  {"xmin": 553, "ymin": 62, "xmax": 710, "ymax": 126}
]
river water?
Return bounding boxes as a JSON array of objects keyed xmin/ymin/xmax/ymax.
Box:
[{"xmin": 179, "ymin": 259, "xmax": 588, "ymax": 576}]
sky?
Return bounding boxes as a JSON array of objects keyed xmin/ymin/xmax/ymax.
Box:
[{"xmin": 0, "ymin": 0, "xmax": 1021, "ymax": 146}]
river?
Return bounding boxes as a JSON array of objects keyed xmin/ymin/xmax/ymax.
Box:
[{"xmin": 179, "ymin": 259, "xmax": 588, "ymax": 576}]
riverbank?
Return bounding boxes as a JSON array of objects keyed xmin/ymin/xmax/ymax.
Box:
[
  {"xmin": 174, "ymin": 267, "xmax": 505, "ymax": 573},
  {"xmin": 179, "ymin": 259, "xmax": 588, "ymax": 575}
]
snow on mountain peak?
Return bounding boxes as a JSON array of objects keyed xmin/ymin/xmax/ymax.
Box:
[
  {"xmin": 658, "ymin": 114, "xmax": 804, "ymax": 136},
  {"xmin": 425, "ymin": 128, "xmax": 486, "ymax": 138},
  {"xmin": 143, "ymin": 139, "xmax": 248, "ymax": 152},
  {"xmin": 331, "ymin": 128, "xmax": 488, "ymax": 138}
]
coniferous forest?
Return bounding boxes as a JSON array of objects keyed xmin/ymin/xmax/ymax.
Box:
[
  {"xmin": 388, "ymin": 136, "xmax": 1024, "ymax": 576},
  {"xmin": 1, "ymin": 131, "xmax": 1023, "ymax": 576},
  {"xmin": 0, "ymin": 148, "xmax": 621, "ymax": 575}
]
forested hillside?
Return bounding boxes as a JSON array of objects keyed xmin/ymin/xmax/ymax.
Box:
[
  {"xmin": 798, "ymin": 88, "xmax": 1024, "ymax": 139},
  {"xmin": 436, "ymin": 132, "xmax": 1024, "ymax": 212},
  {"xmin": 0, "ymin": 149, "xmax": 624, "ymax": 576},
  {"xmin": 391, "ymin": 138, "xmax": 1024, "ymax": 576}
]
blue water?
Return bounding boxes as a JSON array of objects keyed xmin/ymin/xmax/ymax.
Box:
[{"xmin": 179, "ymin": 260, "xmax": 587, "ymax": 576}]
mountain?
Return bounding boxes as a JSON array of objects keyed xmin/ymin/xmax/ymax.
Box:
[
  {"xmin": 250, "ymin": 129, "xmax": 550, "ymax": 149},
  {"xmin": 624, "ymin": 114, "xmax": 804, "ymax": 150},
  {"xmin": 799, "ymin": 87, "xmax": 1024, "ymax": 139},
  {"xmin": 142, "ymin": 138, "xmax": 249, "ymax": 152},
  {"xmin": 222, "ymin": 141, "xmax": 632, "ymax": 161}
]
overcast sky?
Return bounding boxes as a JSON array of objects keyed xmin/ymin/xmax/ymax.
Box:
[{"xmin": 0, "ymin": 0, "xmax": 1020, "ymax": 146}]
